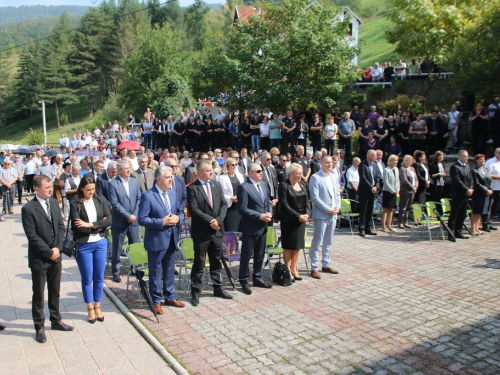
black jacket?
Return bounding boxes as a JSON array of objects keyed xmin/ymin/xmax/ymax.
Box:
[{"xmin": 70, "ymin": 196, "xmax": 111, "ymax": 244}]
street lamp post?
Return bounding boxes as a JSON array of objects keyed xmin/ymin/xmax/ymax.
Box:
[{"xmin": 39, "ymin": 100, "xmax": 47, "ymax": 147}]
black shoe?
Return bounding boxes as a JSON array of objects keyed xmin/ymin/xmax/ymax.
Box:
[
  {"xmin": 0, "ymin": 324, "xmax": 5, "ymax": 330},
  {"xmin": 489, "ymin": 226, "xmax": 497, "ymax": 230},
  {"xmin": 36, "ymin": 328, "xmax": 46, "ymax": 343},
  {"xmin": 359, "ymin": 231, "xmax": 365, "ymax": 237},
  {"xmin": 241, "ymin": 284, "xmax": 252, "ymax": 295},
  {"xmin": 191, "ymin": 294, "xmax": 200, "ymax": 307},
  {"xmin": 51, "ymin": 321, "xmax": 74, "ymax": 331},
  {"xmin": 454, "ymin": 232, "xmax": 469, "ymax": 239},
  {"xmin": 253, "ymin": 279, "xmax": 272, "ymax": 289},
  {"xmin": 214, "ymin": 289, "xmax": 233, "ymax": 300},
  {"xmin": 448, "ymin": 237, "xmax": 457, "ymax": 242},
  {"xmin": 365, "ymin": 230, "xmax": 377, "ymax": 236},
  {"xmin": 482, "ymin": 228, "xmax": 491, "ymax": 232},
  {"xmin": 112, "ymin": 274, "xmax": 121, "ymax": 283}
]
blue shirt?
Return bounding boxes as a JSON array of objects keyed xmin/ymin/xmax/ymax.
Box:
[
  {"xmin": 143, "ymin": 122, "xmax": 152, "ymax": 135},
  {"xmin": 338, "ymin": 119, "xmax": 356, "ymax": 136}
]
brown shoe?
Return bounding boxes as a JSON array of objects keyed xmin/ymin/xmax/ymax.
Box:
[
  {"xmin": 154, "ymin": 304, "xmax": 163, "ymax": 314},
  {"xmin": 322, "ymin": 266, "xmax": 339, "ymax": 274},
  {"xmin": 311, "ymin": 270, "xmax": 321, "ymax": 279},
  {"xmin": 164, "ymin": 299, "xmax": 185, "ymax": 308}
]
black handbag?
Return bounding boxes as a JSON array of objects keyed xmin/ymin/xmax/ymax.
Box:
[
  {"xmin": 272, "ymin": 262, "xmax": 291, "ymax": 286},
  {"xmin": 62, "ymin": 218, "xmax": 78, "ymax": 258}
]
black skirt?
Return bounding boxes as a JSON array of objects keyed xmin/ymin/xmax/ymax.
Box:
[{"xmin": 383, "ymin": 190, "xmax": 397, "ymax": 209}]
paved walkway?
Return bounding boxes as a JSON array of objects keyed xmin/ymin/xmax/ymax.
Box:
[
  {"xmin": 0, "ymin": 204, "xmax": 174, "ymax": 375},
  {"xmin": 108, "ymin": 222, "xmax": 500, "ymax": 374}
]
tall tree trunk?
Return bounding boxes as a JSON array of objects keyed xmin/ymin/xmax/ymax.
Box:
[{"xmin": 55, "ymin": 100, "xmax": 60, "ymax": 129}]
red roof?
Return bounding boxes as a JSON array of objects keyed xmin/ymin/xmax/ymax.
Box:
[{"xmin": 234, "ymin": 6, "xmax": 259, "ymax": 23}]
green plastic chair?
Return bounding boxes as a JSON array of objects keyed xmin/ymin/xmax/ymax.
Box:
[
  {"xmin": 176, "ymin": 238, "xmax": 210, "ymax": 295},
  {"xmin": 340, "ymin": 198, "xmax": 359, "ymax": 235},
  {"xmin": 265, "ymin": 227, "xmax": 284, "ymax": 277},
  {"xmin": 302, "ymin": 230, "xmax": 313, "ymax": 272},
  {"xmin": 125, "ymin": 242, "xmax": 149, "ymax": 308},
  {"xmin": 441, "ymin": 198, "xmax": 472, "ymax": 231},
  {"xmin": 411, "ymin": 204, "xmax": 444, "ymax": 243}
]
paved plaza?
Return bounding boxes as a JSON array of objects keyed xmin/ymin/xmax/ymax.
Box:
[
  {"xmin": 2, "ymin": 201, "xmax": 500, "ymax": 374},
  {"xmin": 0, "ymin": 205, "xmax": 174, "ymax": 375},
  {"xmin": 109, "ymin": 223, "xmax": 500, "ymax": 374}
]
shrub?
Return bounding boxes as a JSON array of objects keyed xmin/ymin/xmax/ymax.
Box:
[
  {"xmin": 377, "ymin": 94, "xmax": 423, "ymax": 115},
  {"xmin": 393, "ymin": 80, "xmax": 410, "ymax": 95},
  {"xmin": 348, "ymin": 92, "xmax": 367, "ymax": 108},
  {"xmin": 102, "ymin": 92, "xmax": 125, "ymax": 125},
  {"xmin": 366, "ymin": 84, "xmax": 385, "ymax": 102},
  {"xmin": 59, "ymin": 112, "xmax": 69, "ymax": 126},
  {"xmin": 25, "ymin": 127, "xmax": 44, "ymax": 145}
]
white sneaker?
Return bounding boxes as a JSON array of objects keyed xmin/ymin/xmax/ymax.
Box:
[{"xmin": 487, "ymin": 139, "xmax": 494, "ymax": 144}]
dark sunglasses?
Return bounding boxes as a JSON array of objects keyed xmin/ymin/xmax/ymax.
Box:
[{"xmin": 253, "ymin": 170, "xmax": 263, "ymax": 173}]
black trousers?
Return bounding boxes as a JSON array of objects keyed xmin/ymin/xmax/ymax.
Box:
[
  {"xmin": 31, "ymin": 262, "xmax": 62, "ymax": 330},
  {"xmin": 16, "ymin": 180, "xmax": 23, "ymax": 203},
  {"xmin": 487, "ymin": 190, "xmax": 500, "ymax": 226},
  {"xmin": 26, "ymin": 174, "xmax": 35, "ymax": 194},
  {"xmin": 358, "ymin": 193, "xmax": 374, "ymax": 232},
  {"xmin": 447, "ymin": 196, "xmax": 468, "ymax": 235},
  {"xmin": 239, "ymin": 231, "xmax": 267, "ymax": 285},
  {"xmin": 347, "ymin": 188, "xmax": 358, "ymax": 213},
  {"xmin": 190, "ymin": 235, "xmax": 223, "ymax": 295}
]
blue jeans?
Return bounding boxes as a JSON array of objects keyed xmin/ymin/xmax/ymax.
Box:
[
  {"xmin": 143, "ymin": 134, "xmax": 152, "ymax": 149},
  {"xmin": 76, "ymin": 238, "xmax": 108, "ymax": 303},
  {"xmin": 251, "ymin": 135, "xmax": 261, "ymax": 153},
  {"xmin": 270, "ymin": 138, "xmax": 281, "ymax": 150}
]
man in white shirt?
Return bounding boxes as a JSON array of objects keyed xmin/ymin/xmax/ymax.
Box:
[
  {"xmin": 59, "ymin": 134, "xmax": 69, "ymax": 148},
  {"xmin": 215, "ymin": 108, "xmax": 226, "ymax": 122},
  {"xmin": 371, "ymin": 63, "xmax": 383, "ymax": 82},
  {"xmin": 484, "ymin": 148, "xmax": 500, "ymax": 229},
  {"xmin": 346, "ymin": 157, "xmax": 361, "ymax": 210}
]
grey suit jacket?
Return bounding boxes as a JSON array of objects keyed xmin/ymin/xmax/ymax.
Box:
[
  {"xmin": 109, "ymin": 176, "xmax": 141, "ymax": 229},
  {"xmin": 133, "ymin": 168, "xmax": 155, "ymax": 193},
  {"xmin": 309, "ymin": 169, "xmax": 341, "ymax": 220},
  {"xmin": 399, "ymin": 165, "xmax": 416, "ymax": 195},
  {"xmin": 383, "ymin": 166, "xmax": 400, "ymax": 194}
]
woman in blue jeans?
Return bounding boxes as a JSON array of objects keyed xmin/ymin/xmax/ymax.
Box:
[{"xmin": 70, "ymin": 176, "xmax": 111, "ymax": 324}]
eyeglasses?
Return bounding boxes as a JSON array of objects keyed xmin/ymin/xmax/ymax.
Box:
[
  {"xmin": 252, "ymin": 170, "xmax": 263, "ymax": 173},
  {"xmin": 230, "ymin": 163, "xmax": 238, "ymax": 166},
  {"xmin": 266, "ymin": 158, "xmax": 271, "ymax": 161}
]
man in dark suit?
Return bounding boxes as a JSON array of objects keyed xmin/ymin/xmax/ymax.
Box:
[
  {"xmin": 275, "ymin": 155, "xmax": 288, "ymax": 184},
  {"xmin": 109, "ymin": 161, "xmax": 141, "ymax": 282},
  {"xmin": 164, "ymin": 158, "xmax": 187, "ymax": 210},
  {"xmin": 448, "ymin": 150, "xmax": 473, "ymax": 241},
  {"xmin": 139, "ymin": 165, "xmax": 185, "ymax": 313},
  {"xmin": 239, "ymin": 147, "xmax": 252, "ymax": 175},
  {"xmin": 186, "ymin": 159, "xmax": 232, "ymax": 306},
  {"xmin": 309, "ymin": 151, "xmax": 322, "ymax": 176},
  {"xmin": 237, "ymin": 163, "xmax": 274, "ymax": 295},
  {"xmin": 260, "ymin": 151, "xmax": 278, "ymax": 201},
  {"xmin": 358, "ymin": 149, "xmax": 380, "ymax": 237},
  {"xmin": 21, "ymin": 175, "xmax": 74, "ymax": 344},
  {"xmin": 133, "ymin": 155, "xmax": 155, "ymax": 193},
  {"xmin": 96, "ymin": 161, "xmax": 117, "ymax": 209}
]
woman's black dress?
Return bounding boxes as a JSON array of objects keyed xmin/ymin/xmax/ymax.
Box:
[
  {"xmin": 280, "ymin": 185, "xmax": 307, "ymax": 249},
  {"xmin": 471, "ymin": 168, "xmax": 492, "ymax": 215},
  {"xmin": 223, "ymin": 174, "xmax": 242, "ymax": 232}
]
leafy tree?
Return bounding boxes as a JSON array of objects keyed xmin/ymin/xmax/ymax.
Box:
[
  {"xmin": 184, "ymin": 0, "xmax": 210, "ymax": 51},
  {"xmin": 39, "ymin": 12, "xmax": 79, "ymax": 128},
  {"xmin": 120, "ymin": 26, "xmax": 185, "ymax": 117},
  {"xmin": 203, "ymin": 0, "xmax": 357, "ymax": 111},
  {"xmin": 386, "ymin": 0, "xmax": 482, "ymax": 66},
  {"xmin": 154, "ymin": 76, "xmax": 194, "ymax": 119},
  {"xmin": 147, "ymin": 0, "xmax": 168, "ymax": 28},
  {"xmin": 451, "ymin": 1, "xmax": 500, "ymax": 98}
]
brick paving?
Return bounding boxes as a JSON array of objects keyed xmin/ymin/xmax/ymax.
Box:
[
  {"xmin": 0, "ymin": 203, "xmax": 174, "ymax": 375},
  {"xmin": 108, "ymin": 223, "xmax": 500, "ymax": 374}
]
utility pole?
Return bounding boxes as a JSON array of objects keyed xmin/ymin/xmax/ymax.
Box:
[{"xmin": 39, "ymin": 100, "xmax": 47, "ymax": 147}]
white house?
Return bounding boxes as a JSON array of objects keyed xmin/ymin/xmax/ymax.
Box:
[{"xmin": 234, "ymin": 2, "xmax": 363, "ymax": 66}]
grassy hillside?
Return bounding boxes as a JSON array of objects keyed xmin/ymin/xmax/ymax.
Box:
[
  {"xmin": 358, "ymin": 16, "xmax": 396, "ymax": 67},
  {"xmin": 0, "ymin": 103, "xmax": 92, "ymax": 145}
]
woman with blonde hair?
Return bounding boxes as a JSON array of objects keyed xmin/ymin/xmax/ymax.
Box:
[
  {"xmin": 277, "ymin": 162, "xmax": 311, "ymax": 281},
  {"xmin": 219, "ymin": 158, "xmax": 245, "ymax": 232},
  {"xmin": 381, "ymin": 155, "xmax": 400, "ymax": 232},
  {"xmin": 398, "ymin": 155, "xmax": 418, "ymax": 229}
]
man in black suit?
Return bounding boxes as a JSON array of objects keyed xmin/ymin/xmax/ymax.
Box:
[
  {"xmin": 260, "ymin": 151, "xmax": 278, "ymax": 202},
  {"xmin": 21, "ymin": 175, "xmax": 74, "ymax": 344},
  {"xmin": 448, "ymin": 150, "xmax": 473, "ymax": 241},
  {"xmin": 186, "ymin": 159, "xmax": 232, "ymax": 306},
  {"xmin": 96, "ymin": 161, "xmax": 117, "ymax": 210},
  {"xmin": 309, "ymin": 151, "xmax": 322, "ymax": 176},
  {"xmin": 237, "ymin": 163, "xmax": 274, "ymax": 295},
  {"xmin": 358, "ymin": 149, "xmax": 380, "ymax": 237}
]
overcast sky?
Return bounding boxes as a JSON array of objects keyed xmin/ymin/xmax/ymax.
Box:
[{"xmin": 0, "ymin": 0, "xmax": 221, "ymax": 7}]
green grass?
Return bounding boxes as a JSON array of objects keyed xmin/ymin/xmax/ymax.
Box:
[
  {"xmin": 0, "ymin": 103, "xmax": 93, "ymax": 145},
  {"xmin": 358, "ymin": 16, "xmax": 397, "ymax": 68}
]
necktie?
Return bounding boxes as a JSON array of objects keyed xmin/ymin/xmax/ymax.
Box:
[
  {"xmin": 162, "ymin": 192, "xmax": 171, "ymax": 214},
  {"xmin": 205, "ymin": 183, "xmax": 213, "ymax": 209},
  {"xmin": 46, "ymin": 201, "xmax": 52, "ymax": 222},
  {"xmin": 257, "ymin": 183, "xmax": 266, "ymax": 203}
]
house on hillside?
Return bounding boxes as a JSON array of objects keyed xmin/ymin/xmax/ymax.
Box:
[{"xmin": 233, "ymin": 2, "xmax": 363, "ymax": 65}]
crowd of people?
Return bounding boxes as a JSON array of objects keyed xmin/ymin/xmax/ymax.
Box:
[
  {"xmin": 3, "ymin": 100, "xmax": 500, "ymax": 340},
  {"xmin": 360, "ymin": 57, "xmax": 442, "ymax": 82}
]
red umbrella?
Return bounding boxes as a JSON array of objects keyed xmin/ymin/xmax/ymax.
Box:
[{"xmin": 117, "ymin": 140, "xmax": 141, "ymax": 151}]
